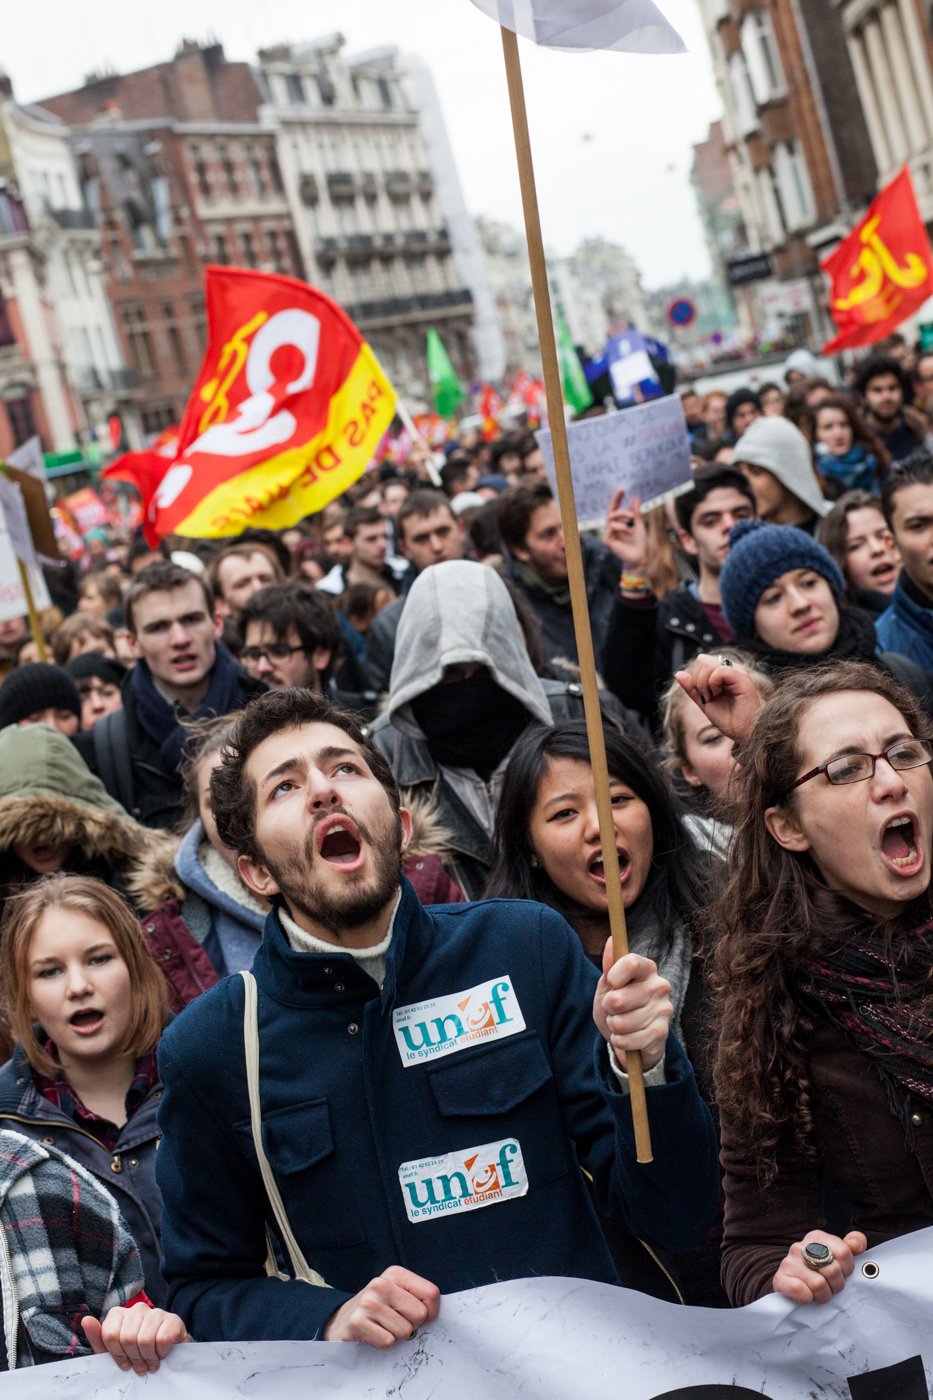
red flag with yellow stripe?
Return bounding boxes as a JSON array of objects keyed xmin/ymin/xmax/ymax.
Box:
[{"xmin": 104, "ymin": 267, "xmax": 395, "ymax": 542}]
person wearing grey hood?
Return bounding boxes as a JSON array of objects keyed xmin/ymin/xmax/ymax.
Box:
[
  {"xmin": 732, "ymin": 415, "xmax": 830, "ymax": 535},
  {"xmin": 371, "ymin": 560, "xmax": 637, "ymax": 899}
]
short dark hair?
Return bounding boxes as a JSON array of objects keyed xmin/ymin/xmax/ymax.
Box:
[
  {"xmin": 674, "ymin": 465, "xmax": 756, "ymax": 534},
  {"xmin": 126, "ymin": 536, "xmax": 169, "ymax": 573},
  {"xmin": 489, "ymin": 434, "xmax": 521, "ymax": 470},
  {"xmin": 881, "ymin": 447, "xmax": 933, "ymax": 527},
  {"xmin": 206, "ymin": 540, "xmax": 284, "ymax": 598},
  {"xmin": 439, "ymin": 458, "xmax": 470, "ymax": 495},
  {"xmin": 396, "ymin": 489, "xmax": 455, "ymax": 544},
  {"xmin": 124, "ymin": 561, "xmax": 214, "ymax": 635},
  {"xmin": 239, "ymin": 582, "xmax": 341, "ymax": 682},
  {"xmin": 497, "ymin": 481, "xmax": 553, "ymax": 555},
  {"xmin": 467, "ymin": 499, "xmax": 502, "ymax": 559},
  {"xmin": 210, "ymin": 689, "xmax": 400, "ymax": 860},
  {"xmin": 344, "ymin": 505, "xmax": 383, "ymax": 539},
  {"xmin": 853, "ymin": 353, "xmax": 910, "ymax": 400}
]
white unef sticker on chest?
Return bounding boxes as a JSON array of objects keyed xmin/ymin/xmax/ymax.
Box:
[
  {"xmin": 392, "ymin": 977, "xmax": 525, "ymax": 1065},
  {"xmin": 398, "ymin": 1138, "xmax": 528, "ymax": 1223}
]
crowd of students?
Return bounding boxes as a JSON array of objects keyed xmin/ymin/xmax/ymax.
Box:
[{"xmin": 0, "ymin": 341, "xmax": 931, "ymax": 1373}]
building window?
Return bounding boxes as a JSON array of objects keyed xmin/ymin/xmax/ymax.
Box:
[
  {"xmin": 773, "ymin": 141, "xmax": 815, "ymax": 231},
  {"xmin": 219, "ymin": 148, "xmax": 238, "ymax": 197},
  {"xmin": 121, "ymin": 306, "xmax": 155, "ymax": 377},
  {"xmin": 284, "ymin": 229, "xmax": 304, "ymax": 277},
  {"xmin": 162, "ymin": 303, "xmax": 187, "ymax": 368},
  {"xmin": 755, "ymin": 166, "xmax": 786, "ymax": 244},
  {"xmin": 742, "ymin": 12, "xmax": 786, "ymax": 106},
  {"xmin": 285, "ymin": 73, "xmax": 306, "ymax": 105},
  {"xmin": 239, "ymin": 231, "xmax": 257, "ymax": 266},
  {"xmin": 141, "ymin": 404, "xmax": 178, "ymax": 436},
  {"xmin": 190, "ymin": 147, "xmax": 211, "ymax": 198},
  {"xmin": 728, "ymin": 52, "xmax": 759, "ymax": 137},
  {"xmin": 248, "ymin": 154, "xmax": 265, "ymax": 197},
  {"xmin": 5, "ymin": 395, "xmax": 37, "ymax": 447},
  {"xmin": 268, "ymin": 152, "xmax": 285, "ymax": 194},
  {"xmin": 212, "ymin": 233, "xmax": 229, "ymax": 265},
  {"xmin": 0, "ymin": 297, "xmax": 15, "ymax": 349}
]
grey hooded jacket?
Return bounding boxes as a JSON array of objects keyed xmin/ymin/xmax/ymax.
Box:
[{"xmin": 371, "ymin": 560, "xmax": 632, "ymax": 898}]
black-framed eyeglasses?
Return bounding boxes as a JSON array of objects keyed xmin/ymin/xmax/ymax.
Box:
[
  {"xmin": 792, "ymin": 739, "xmax": 933, "ymax": 789},
  {"xmin": 240, "ymin": 644, "xmax": 307, "ymax": 665}
]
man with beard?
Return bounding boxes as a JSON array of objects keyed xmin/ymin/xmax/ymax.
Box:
[{"xmin": 155, "ymin": 688, "xmax": 717, "ymax": 1347}]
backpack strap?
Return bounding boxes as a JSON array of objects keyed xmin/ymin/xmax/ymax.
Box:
[
  {"xmin": 239, "ymin": 970, "xmax": 328, "ymax": 1288},
  {"xmin": 92, "ymin": 708, "xmax": 136, "ymax": 815}
]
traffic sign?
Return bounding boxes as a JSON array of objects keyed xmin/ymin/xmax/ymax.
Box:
[{"xmin": 666, "ymin": 297, "xmax": 697, "ymax": 329}]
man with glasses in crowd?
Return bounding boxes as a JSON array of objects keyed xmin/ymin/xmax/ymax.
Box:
[{"xmin": 239, "ymin": 582, "xmax": 343, "ymax": 700}]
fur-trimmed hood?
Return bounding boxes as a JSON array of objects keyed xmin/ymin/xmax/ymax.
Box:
[
  {"xmin": 0, "ymin": 724, "xmax": 175, "ymax": 905},
  {"xmin": 126, "ymin": 792, "xmax": 459, "ymax": 913}
]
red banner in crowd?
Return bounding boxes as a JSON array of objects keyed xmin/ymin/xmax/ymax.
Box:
[
  {"xmin": 821, "ymin": 166, "xmax": 933, "ymax": 354},
  {"xmin": 104, "ymin": 267, "xmax": 396, "ymax": 543}
]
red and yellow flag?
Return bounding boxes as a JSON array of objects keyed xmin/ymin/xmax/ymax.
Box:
[
  {"xmin": 821, "ymin": 167, "xmax": 933, "ymax": 354},
  {"xmin": 104, "ymin": 267, "xmax": 395, "ymax": 542}
]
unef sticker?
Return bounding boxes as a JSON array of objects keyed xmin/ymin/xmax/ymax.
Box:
[
  {"xmin": 398, "ymin": 1138, "xmax": 528, "ymax": 1223},
  {"xmin": 392, "ymin": 977, "xmax": 525, "ymax": 1066}
]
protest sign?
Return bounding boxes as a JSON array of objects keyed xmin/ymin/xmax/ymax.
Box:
[
  {"xmin": 0, "ymin": 475, "xmax": 37, "ymax": 572},
  {"xmin": 3, "ymin": 464, "xmax": 61, "ymax": 562},
  {"xmin": 6, "ymin": 436, "xmax": 45, "ymax": 482},
  {"xmin": 7, "ymin": 1229, "xmax": 932, "ymax": 1399},
  {"xmin": 0, "ymin": 500, "xmax": 50, "ymax": 624},
  {"xmin": 537, "ymin": 395, "xmax": 691, "ymax": 527}
]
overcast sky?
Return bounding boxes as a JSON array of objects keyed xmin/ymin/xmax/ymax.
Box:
[{"xmin": 5, "ymin": 0, "xmax": 723, "ymax": 289}]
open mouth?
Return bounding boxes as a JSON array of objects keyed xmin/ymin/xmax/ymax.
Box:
[
  {"xmin": 871, "ymin": 561, "xmax": 897, "ymax": 584},
  {"xmin": 587, "ymin": 849, "xmax": 632, "ymax": 887},
  {"xmin": 316, "ymin": 816, "xmax": 365, "ymax": 871},
  {"xmin": 69, "ymin": 1009, "xmax": 104, "ymax": 1034},
  {"xmin": 880, "ymin": 814, "xmax": 923, "ymax": 874}
]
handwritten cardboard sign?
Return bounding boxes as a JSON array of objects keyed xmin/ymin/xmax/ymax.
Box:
[{"xmin": 537, "ymin": 397, "xmax": 691, "ymax": 528}]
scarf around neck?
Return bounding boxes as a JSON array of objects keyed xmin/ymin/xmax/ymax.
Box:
[
  {"xmin": 798, "ymin": 921, "xmax": 933, "ymax": 1142},
  {"xmin": 132, "ymin": 643, "xmax": 246, "ymax": 774},
  {"xmin": 740, "ymin": 604, "xmax": 878, "ymax": 673},
  {"xmin": 816, "ymin": 444, "xmax": 881, "ymax": 493},
  {"xmin": 513, "ymin": 556, "xmax": 571, "ymax": 608}
]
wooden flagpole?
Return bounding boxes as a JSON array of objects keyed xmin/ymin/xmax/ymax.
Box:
[
  {"xmin": 499, "ymin": 25, "xmax": 652, "ymax": 1162},
  {"xmin": 16, "ymin": 558, "xmax": 46, "ymax": 661}
]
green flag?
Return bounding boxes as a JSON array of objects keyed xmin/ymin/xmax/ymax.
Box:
[
  {"xmin": 556, "ymin": 310, "xmax": 593, "ymax": 414},
  {"xmin": 426, "ymin": 328, "xmax": 465, "ymax": 418}
]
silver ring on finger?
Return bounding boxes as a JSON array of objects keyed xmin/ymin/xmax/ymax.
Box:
[
  {"xmin": 717, "ymin": 655, "xmax": 734, "ymax": 667},
  {"xmin": 802, "ymin": 1241, "xmax": 834, "ymax": 1272}
]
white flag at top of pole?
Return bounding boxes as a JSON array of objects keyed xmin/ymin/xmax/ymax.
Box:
[{"xmin": 468, "ymin": 0, "xmax": 685, "ymax": 53}]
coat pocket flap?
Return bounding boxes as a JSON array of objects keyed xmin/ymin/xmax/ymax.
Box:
[
  {"xmin": 428, "ymin": 1035, "xmax": 553, "ymax": 1116},
  {"xmin": 239, "ymin": 1098, "xmax": 334, "ymax": 1174}
]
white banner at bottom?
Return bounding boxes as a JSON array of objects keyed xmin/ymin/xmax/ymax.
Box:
[{"xmin": 5, "ymin": 1229, "xmax": 932, "ymax": 1398}]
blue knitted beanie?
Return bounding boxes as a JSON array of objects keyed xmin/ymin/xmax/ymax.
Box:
[{"xmin": 719, "ymin": 519, "xmax": 846, "ymax": 639}]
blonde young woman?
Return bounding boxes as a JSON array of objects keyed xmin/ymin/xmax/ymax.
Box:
[{"xmin": 0, "ymin": 875, "xmax": 170, "ymax": 1304}]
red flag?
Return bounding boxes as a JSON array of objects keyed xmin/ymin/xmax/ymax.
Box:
[
  {"xmin": 103, "ymin": 267, "xmax": 395, "ymax": 543},
  {"xmin": 821, "ymin": 167, "xmax": 933, "ymax": 354}
]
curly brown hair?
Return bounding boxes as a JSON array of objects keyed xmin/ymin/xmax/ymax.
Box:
[{"xmin": 711, "ymin": 660, "xmax": 933, "ymax": 1182}]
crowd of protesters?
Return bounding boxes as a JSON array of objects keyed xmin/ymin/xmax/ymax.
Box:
[{"xmin": 0, "ymin": 334, "xmax": 932, "ymax": 1373}]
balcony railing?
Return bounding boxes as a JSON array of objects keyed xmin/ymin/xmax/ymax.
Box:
[
  {"xmin": 49, "ymin": 207, "xmax": 97, "ymax": 230},
  {"xmin": 345, "ymin": 288, "xmax": 474, "ymax": 323}
]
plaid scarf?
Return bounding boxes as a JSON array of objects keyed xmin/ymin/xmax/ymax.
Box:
[
  {"xmin": 37, "ymin": 1050, "xmax": 160, "ymax": 1152},
  {"xmin": 798, "ymin": 922, "xmax": 933, "ymax": 1142}
]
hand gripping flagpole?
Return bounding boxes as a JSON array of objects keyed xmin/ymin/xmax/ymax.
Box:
[{"xmin": 499, "ymin": 25, "xmax": 652, "ymax": 1162}]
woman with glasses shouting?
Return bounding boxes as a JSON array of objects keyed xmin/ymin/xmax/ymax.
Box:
[{"xmin": 675, "ymin": 656, "xmax": 933, "ymax": 1307}]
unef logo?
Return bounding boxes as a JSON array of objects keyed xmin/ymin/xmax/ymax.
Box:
[
  {"xmin": 393, "ymin": 978, "xmax": 526, "ymax": 1066},
  {"xmin": 398, "ymin": 1139, "xmax": 528, "ymax": 1223}
]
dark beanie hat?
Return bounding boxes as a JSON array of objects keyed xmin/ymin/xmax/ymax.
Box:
[
  {"xmin": 719, "ymin": 519, "xmax": 845, "ymax": 640},
  {"xmin": 0, "ymin": 662, "xmax": 82, "ymax": 729},
  {"xmin": 725, "ymin": 386, "xmax": 761, "ymax": 428},
  {"xmin": 66, "ymin": 652, "xmax": 127, "ymax": 690}
]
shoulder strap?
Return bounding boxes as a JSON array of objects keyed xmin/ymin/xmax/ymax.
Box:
[
  {"xmin": 239, "ymin": 971, "xmax": 329, "ymax": 1288},
  {"xmin": 92, "ymin": 708, "xmax": 135, "ymax": 815}
]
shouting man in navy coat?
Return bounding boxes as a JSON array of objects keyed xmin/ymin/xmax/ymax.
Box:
[{"xmin": 156, "ymin": 689, "xmax": 717, "ymax": 1347}]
